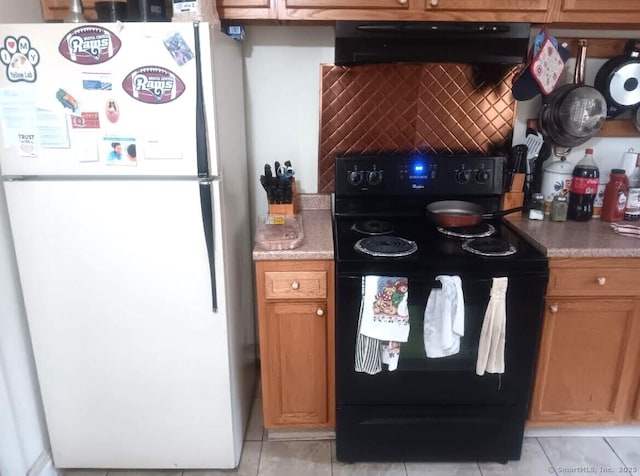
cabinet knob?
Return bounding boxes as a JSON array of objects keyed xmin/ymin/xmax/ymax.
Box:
[
  {"xmin": 597, "ymin": 276, "xmax": 606, "ymax": 285},
  {"xmin": 316, "ymin": 308, "xmax": 325, "ymax": 316},
  {"xmin": 398, "ymin": 0, "xmax": 408, "ymax": 4},
  {"xmin": 291, "ymin": 281, "xmax": 300, "ymax": 290},
  {"xmin": 429, "ymin": 0, "xmax": 439, "ymax": 7},
  {"xmin": 549, "ymin": 304, "xmax": 559, "ymax": 313}
]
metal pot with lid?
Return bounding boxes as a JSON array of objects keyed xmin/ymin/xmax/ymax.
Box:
[{"xmin": 539, "ymin": 39, "xmax": 608, "ymax": 150}]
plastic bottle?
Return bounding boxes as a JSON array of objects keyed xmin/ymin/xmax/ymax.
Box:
[
  {"xmin": 568, "ymin": 148, "xmax": 600, "ymax": 221},
  {"xmin": 600, "ymin": 169, "xmax": 629, "ymax": 222},
  {"xmin": 625, "ymin": 154, "xmax": 640, "ymax": 221}
]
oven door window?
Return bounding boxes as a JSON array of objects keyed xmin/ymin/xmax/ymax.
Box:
[{"xmin": 336, "ymin": 273, "xmax": 546, "ymax": 406}]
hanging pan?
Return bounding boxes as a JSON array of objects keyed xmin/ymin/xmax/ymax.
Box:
[
  {"xmin": 539, "ymin": 39, "xmax": 608, "ymax": 149},
  {"xmin": 594, "ymin": 39, "xmax": 640, "ymax": 118}
]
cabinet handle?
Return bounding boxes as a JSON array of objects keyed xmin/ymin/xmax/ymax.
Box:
[
  {"xmin": 429, "ymin": 0, "xmax": 439, "ymax": 7},
  {"xmin": 316, "ymin": 308, "xmax": 325, "ymax": 316},
  {"xmin": 291, "ymin": 281, "xmax": 300, "ymax": 290},
  {"xmin": 597, "ymin": 276, "xmax": 606, "ymax": 285},
  {"xmin": 549, "ymin": 304, "xmax": 559, "ymax": 313}
]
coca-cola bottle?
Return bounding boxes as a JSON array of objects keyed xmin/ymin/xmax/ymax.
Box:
[{"xmin": 568, "ymin": 148, "xmax": 600, "ymax": 221}]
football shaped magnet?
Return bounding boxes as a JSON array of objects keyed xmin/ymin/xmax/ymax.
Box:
[
  {"xmin": 122, "ymin": 66, "xmax": 185, "ymax": 104},
  {"xmin": 59, "ymin": 25, "xmax": 121, "ymax": 65}
]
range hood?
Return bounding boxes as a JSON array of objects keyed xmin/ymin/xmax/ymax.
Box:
[{"xmin": 334, "ymin": 21, "xmax": 531, "ymax": 66}]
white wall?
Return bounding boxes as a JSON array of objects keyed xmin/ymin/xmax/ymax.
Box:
[
  {"xmin": 0, "ymin": 4, "xmax": 54, "ymax": 476},
  {"xmin": 242, "ymin": 25, "xmax": 640, "ymax": 228},
  {"xmin": 242, "ymin": 25, "xmax": 334, "ymax": 222}
]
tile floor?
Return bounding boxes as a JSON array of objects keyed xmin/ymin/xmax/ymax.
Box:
[{"xmin": 60, "ymin": 392, "xmax": 640, "ymax": 476}]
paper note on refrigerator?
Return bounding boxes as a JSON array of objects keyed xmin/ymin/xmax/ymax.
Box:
[{"xmin": 0, "ymin": 87, "xmax": 37, "ymax": 147}]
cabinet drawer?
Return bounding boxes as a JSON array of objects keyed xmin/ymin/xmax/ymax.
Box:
[
  {"xmin": 264, "ymin": 271, "xmax": 327, "ymax": 300},
  {"xmin": 547, "ymin": 268, "xmax": 640, "ymax": 297}
]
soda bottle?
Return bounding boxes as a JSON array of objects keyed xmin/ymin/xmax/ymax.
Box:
[{"xmin": 568, "ymin": 148, "xmax": 600, "ymax": 221}]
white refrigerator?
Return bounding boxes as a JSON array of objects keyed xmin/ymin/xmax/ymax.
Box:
[{"xmin": 0, "ymin": 21, "xmax": 256, "ymax": 469}]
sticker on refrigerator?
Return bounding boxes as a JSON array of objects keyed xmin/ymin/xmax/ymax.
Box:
[
  {"xmin": 162, "ymin": 32, "xmax": 194, "ymax": 66},
  {"xmin": 17, "ymin": 132, "xmax": 37, "ymax": 157},
  {"xmin": 82, "ymin": 72, "xmax": 113, "ymax": 91},
  {"xmin": 102, "ymin": 136, "xmax": 137, "ymax": 166},
  {"xmin": 122, "ymin": 66, "xmax": 185, "ymax": 104},
  {"xmin": 1, "ymin": 36, "xmax": 40, "ymax": 83},
  {"xmin": 105, "ymin": 99, "xmax": 120, "ymax": 123},
  {"xmin": 71, "ymin": 112, "xmax": 100, "ymax": 129},
  {"xmin": 58, "ymin": 26, "xmax": 121, "ymax": 65},
  {"xmin": 56, "ymin": 88, "xmax": 79, "ymax": 112}
]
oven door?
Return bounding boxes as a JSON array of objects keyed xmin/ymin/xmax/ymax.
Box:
[{"xmin": 335, "ymin": 272, "xmax": 547, "ymax": 406}]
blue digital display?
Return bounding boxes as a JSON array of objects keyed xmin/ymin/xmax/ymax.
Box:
[{"xmin": 411, "ymin": 161, "xmax": 428, "ymax": 178}]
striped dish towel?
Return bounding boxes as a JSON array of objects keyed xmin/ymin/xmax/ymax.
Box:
[{"xmin": 610, "ymin": 223, "xmax": 640, "ymax": 238}]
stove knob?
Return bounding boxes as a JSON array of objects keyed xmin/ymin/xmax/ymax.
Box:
[
  {"xmin": 456, "ymin": 169, "xmax": 471, "ymax": 184},
  {"xmin": 347, "ymin": 170, "xmax": 364, "ymax": 186},
  {"xmin": 367, "ymin": 170, "xmax": 383, "ymax": 186},
  {"xmin": 476, "ymin": 169, "xmax": 490, "ymax": 183}
]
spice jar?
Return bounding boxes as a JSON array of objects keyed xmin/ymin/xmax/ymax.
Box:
[
  {"xmin": 550, "ymin": 195, "xmax": 568, "ymax": 221},
  {"xmin": 528, "ymin": 193, "xmax": 544, "ymax": 220}
]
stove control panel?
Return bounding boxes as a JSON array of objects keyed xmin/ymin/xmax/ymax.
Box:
[{"xmin": 335, "ymin": 154, "xmax": 504, "ymax": 196}]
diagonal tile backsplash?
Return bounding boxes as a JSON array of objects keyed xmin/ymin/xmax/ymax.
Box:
[{"xmin": 318, "ymin": 63, "xmax": 519, "ymax": 193}]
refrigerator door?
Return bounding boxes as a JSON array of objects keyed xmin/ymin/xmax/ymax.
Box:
[
  {"xmin": 0, "ymin": 22, "xmax": 221, "ymax": 177},
  {"xmin": 3, "ymin": 178, "xmax": 239, "ymax": 468}
]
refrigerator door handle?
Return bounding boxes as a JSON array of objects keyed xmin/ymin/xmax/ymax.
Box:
[
  {"xmin": 199, "ymin": 179, "xmax": 218, "ymax": 312},
  {"xmin": 194, "ymin": 21, "xmax": 210, "ymax": 178}
]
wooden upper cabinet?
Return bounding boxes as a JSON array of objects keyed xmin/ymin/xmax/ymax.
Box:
[
  {"xmin": 217, "ymin": 0, "xmax": 277, "ymax": 20},
  {"xmin": 420, "ymin": 0, "xmax": 553, "ymax": 23},
  {"xmin": 556, "ymin": 0, "xmax": 640, "ymax": 25},
  {"xmin": 278, "ymin": 0, "xmax": 412, "ymax": 21},
  {"xmin": 277, "ymin": 0, "xmax": 552, "ymax": 21},
  {"xmin": 41, "ymin": 0, "xmax": 98, "ymax": 21}
]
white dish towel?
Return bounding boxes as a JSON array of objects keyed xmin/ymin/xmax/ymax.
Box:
[
  {"xmin": 355, "ymin": 276, "xmax": 409, "ymax": 374},
  {"xmin": 423, "ymin": 275, "xmax": 465, "ymax": 358},
  {"xmin": 476, "ymin": 277, "xmax": 508, "ymax": 376}
]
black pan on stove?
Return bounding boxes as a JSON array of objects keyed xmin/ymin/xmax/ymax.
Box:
[{"xmin": 427, "ymin": 200, "xmax": 522, "ymax": 228}]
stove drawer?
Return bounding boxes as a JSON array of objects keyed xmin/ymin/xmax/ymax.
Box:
[
  {"xmin": 264, "ymin": 271, "xmax": 327, "ymax": 300},
  {"xmin": 548, "ymin": 265, "xmax": 640, "ymax": 297}
]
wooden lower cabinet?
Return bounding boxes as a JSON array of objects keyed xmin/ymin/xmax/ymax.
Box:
[
  {"xmin": 529, "ymin": 258, "xmax": 640, "ymax": 425},
  {"xmin": 255, "ymin": 260, "xmax": 335, "ymax": 429}
]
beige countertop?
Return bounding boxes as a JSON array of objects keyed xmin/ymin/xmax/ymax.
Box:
[
  {"xmin": 506, "ymin": 214, "xmax": 640, "ymax": 258},
  {"xmin": 252, "ymin": 194, "xmax": 334, "ymax": 261}
]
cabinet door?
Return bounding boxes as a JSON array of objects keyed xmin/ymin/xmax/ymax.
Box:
[
  {"xmin": 557, "ymin": 0, "xmax": 640, "ymax": 24},
  {"xmin": 217, "ymin": 0, "xmax": 276, "ymax": 20},
  {"xmin": 262, "ymin": 300, "xmax": 329, "ymax": 427},
  {"xmin": 278, "ymin": 0, "xmax": 412, "ymax": 21},
  {"xmin": 41, "ymin": 0, "xmax": 97, "ymax": 21},
  {"xmin": 529, "ymin": 299, "xmax": 640, "ymax": 424},
  {"xmin": 422, "ymin": 0, "xmax": 552, "ymax": 22}
]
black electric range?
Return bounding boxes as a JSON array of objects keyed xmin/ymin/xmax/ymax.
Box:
[{"xmin": 333, "ymin": 152, "xmax": 549, "ymax": 464}]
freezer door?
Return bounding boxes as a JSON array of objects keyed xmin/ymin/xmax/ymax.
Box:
[
  {"xmin": 3, "ymin": 179, "xmax": 239, "ymax": 468},
  {"xmin": 0, "ymin": 22, "xmax": 226, "ymax": 177}
]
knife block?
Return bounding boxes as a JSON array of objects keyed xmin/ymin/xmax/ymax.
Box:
[
  {"xmin": 502, "ymin": 173, "xmax": 525, "ymax": 210},
  {"xmin": 268, "ymin": 179, "xmax": 297, "ymax": 216}
]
